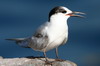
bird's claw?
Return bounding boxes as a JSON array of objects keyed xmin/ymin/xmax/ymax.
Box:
[
  {"xmin": 45, "ymin": 60, "xmax": 53, "ymax": 65},
  {"xmin": 55, "ymin": 59, "xmax": 65, "ymax": 61}
]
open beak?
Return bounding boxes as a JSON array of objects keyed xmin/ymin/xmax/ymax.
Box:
[{"xmin": 67, "ymin": 11, "xmax": 86, "ymax": 18}]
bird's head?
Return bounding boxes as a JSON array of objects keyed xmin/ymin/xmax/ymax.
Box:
[{"xmin": 49, "ymin": 6, "xmax": 85, "ymax": 21}]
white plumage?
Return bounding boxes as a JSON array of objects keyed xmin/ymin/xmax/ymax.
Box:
[{"xmin": 6, "ymin": 6, "xmax": 85, "ymax": 61}]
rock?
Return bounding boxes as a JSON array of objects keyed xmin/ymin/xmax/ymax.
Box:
[
  {"xmin": 0, "ymin": 56, "xmax": 77, "ymax": 66},
  {"xmin": 0, "ymin": 56, "xmax": 3, "ymax": 59}
]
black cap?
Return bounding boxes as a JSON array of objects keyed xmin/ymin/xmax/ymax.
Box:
[{"xmin": 48, "ymin": 6, "xmax": 67, "ymax": 21}]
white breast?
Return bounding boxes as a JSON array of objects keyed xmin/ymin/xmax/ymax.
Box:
[{"xmin": 42, "ymin": 14, "xmax": 68, "ymax": 51}]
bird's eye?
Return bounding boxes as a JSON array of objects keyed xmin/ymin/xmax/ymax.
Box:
[{"xmin": 62, "ymin": 11, "xmax": 67, "ymax": 13}]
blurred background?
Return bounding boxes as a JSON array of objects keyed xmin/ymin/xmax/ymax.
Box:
[{"xmin": 0, "ymin": 0, "xmax": 100, "ymax": 66}]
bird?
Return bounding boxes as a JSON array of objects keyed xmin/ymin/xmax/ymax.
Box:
[{"xmin": 6, "ymin": 6, "xmax": 85, "ymax": 62}]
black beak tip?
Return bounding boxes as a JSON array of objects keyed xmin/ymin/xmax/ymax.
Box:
[{"xmin": 72, "ymin": 11, "xmax": 86, "ymax": 18}]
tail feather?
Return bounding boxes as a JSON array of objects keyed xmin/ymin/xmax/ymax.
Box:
[
  {"xmin": 6, "ymin": 38, "xmax": 26, "ymax": 41},
  {"xmin": 6, "ymin": 38, "xmax": 30, "ymax": 48}
]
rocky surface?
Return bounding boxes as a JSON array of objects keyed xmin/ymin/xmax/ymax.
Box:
[{"xmin": 0, "ymin": 56, "xmax": 77, "ymax": 66}]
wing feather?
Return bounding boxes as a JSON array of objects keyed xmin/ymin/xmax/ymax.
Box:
[{"xmin": 28, "ymin": 22, "xmax": 50, "ymax": 50}]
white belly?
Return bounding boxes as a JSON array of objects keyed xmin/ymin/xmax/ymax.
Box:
[
  {"xmin": 42, "ymin": 24, "xmax": 68, "ymax": 51},
  {"xmin": 45, "ymin": 33, "xmax": 67, "ymax": 51},
  {"xmin": 41, "ymin": 17, "xmax": 68, "ymax": 52}
]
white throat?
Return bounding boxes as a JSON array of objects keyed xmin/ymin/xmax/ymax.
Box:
[
  {"xmin": 45, "ymin": 13, "xmax": 69, "ymax": 51},
  {"xmin": 49, "ymin": 13, "xmax": 69, "ymax": 26},
  {"xmin": 47, "ymin": 13, "xmax": 69, "ymax": 43}
]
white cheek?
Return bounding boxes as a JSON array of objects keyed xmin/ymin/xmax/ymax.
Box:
[
  {"xmin": 66, "ymin": 10, "xmax": 72, "ymax": 14},
  {"xmin": 62, "ymin": 7, "xmax": 72, "ymax": 14}
]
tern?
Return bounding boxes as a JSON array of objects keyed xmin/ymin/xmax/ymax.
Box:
[{"xmin": 6, "ymin": 6, "xmax": 85, "ymax": 62}]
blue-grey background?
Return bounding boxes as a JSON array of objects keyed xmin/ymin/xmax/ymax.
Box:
[{"xmin": 0, "ymin": 0, "xmax": 100, "ymax": 66}]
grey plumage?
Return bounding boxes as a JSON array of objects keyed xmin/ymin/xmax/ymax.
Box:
[
  {"xmin": 6, "ymin": 6, "xmax": 85, "ymax": 62},
  {"xmin": 28, "ymin": 36, "xmax": 48, "ymax": 51},
  {"xmin": 6, "ymin": 38, "xmax": 30, "ymax": 48},
  {"xmin": 29, "ymin": 22, "xmax": 50, "ymax": 51},
  {"xmin": 34, "ymin": 22, "xmax": 50, "ymax": 37},
  {"xmin": 6, "ymin": 22, "xmax": 50, "ymax": 51}
]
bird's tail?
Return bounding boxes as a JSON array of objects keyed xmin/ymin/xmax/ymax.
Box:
[{"xmin": 6, "ymin": 38, "xmax": 30, "ymax": 48}]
